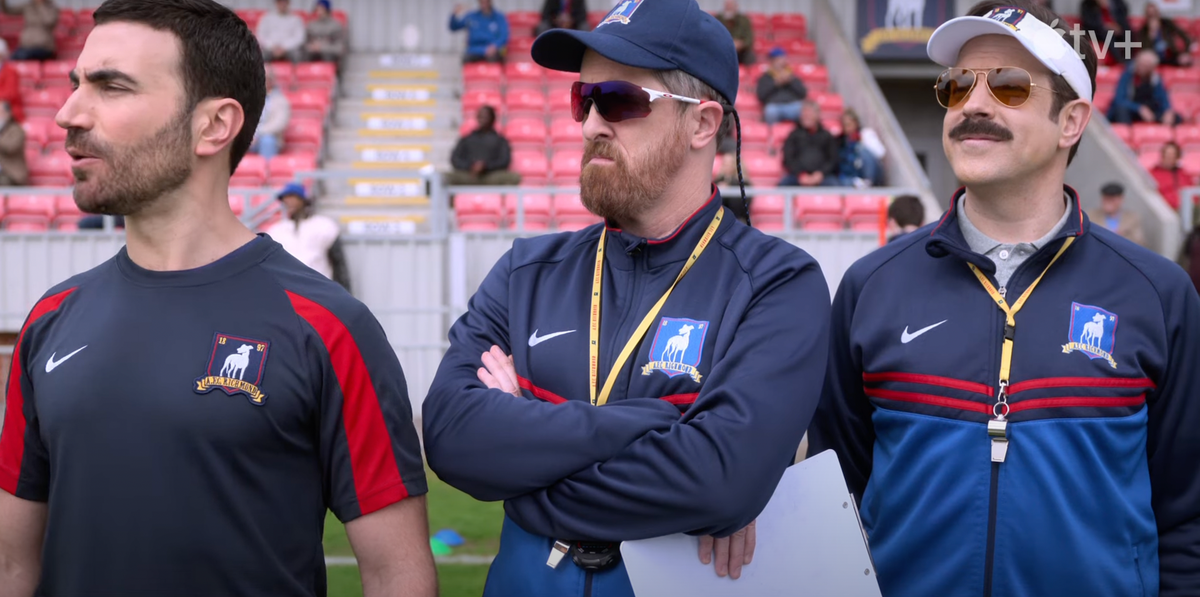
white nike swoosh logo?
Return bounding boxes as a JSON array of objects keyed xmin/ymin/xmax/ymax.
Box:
[
  {"xmin": 900, "ymin": 321, "xmax": 948, "ymax": 344},
  {"xmin": 45, "ymin": 345, "xmax": 87, "ymax": 373},
  {"xmin": 528, "ymin": 329, "xmax": 576, "ymax": 347}
]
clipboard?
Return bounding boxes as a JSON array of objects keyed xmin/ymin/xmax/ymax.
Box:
[{"xmin": 620, "ymin": 449, "xmax": 881, "ymax": 597}]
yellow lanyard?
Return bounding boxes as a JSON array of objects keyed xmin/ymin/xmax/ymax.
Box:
[
  {"xmin": 589, "ymin": 209, "xmax": 723, "ymax": 406},
  {"xmin": 966, "ymin": 236, "xmax": 1075, "ymax": 388}
]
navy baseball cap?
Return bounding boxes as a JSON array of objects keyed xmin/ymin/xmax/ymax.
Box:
[{"xmin": 531, "ymin": 0, "xmax": 740, "ymax": 105}]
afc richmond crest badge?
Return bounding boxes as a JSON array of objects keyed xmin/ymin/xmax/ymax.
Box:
[
  {"xmin": 983, "ymin": 6, "xmax": 1027, "ymax": 30},
  {"xmin": 599, "ymin": 0, "xmax": 643, "ymax": 27},
  {"xmin": 642, "ymin": 317, "xmax": 708, "ymax": 383},
  {"xmin": 195, "ymin": 333, "xmax": 271, "ymax": 405},
  {"xmin": 1062, "ymin": 303, "xmax": 1118, "ymax": 369}
]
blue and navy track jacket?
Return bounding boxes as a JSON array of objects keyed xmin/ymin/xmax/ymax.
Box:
[
  {"xmin": 808, "ymin": 187, "xmax": 1200, "ymax": 597},
  {"xmin": 423, "ymin": 191, "xmax": 831, "ymax": 597},
  {"xmin": 0, "ymin": 236, "xmax": 426, "ymax": 596}
]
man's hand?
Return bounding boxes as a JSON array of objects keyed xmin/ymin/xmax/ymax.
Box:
[
  {"xmin": 697, "ymin": 520, "xmax": 756, "ymax": 579},
  {"xmin": 733, "ymin": 38, "xmax": 746, "ymax": 51},
  {"xmin": 453, "ymin": 4, "xmax": 466, "ymax": 17},
  {"xmin": 1164, "ymin": 109, "xmax": 1178, "ymax": 126},
  {"xmin": 1139, "ymin": 105, "xmax": 1156, "ymax": 123},
  {"xmin": 554, "ymin": 13, "xmax": 572, "ymax": 28},
  {"xmin": 478, "ymin": 345, "xmax": 521, "ymax": 397},
  {"xmin": 471, "ymin": 160, "xmax": 486, "ymax": 176},
  {"xmin": 485, "ymin": 44, "xmax": 498, "ymax": 58}
]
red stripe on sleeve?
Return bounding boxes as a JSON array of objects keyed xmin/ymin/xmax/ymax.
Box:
[
  {"xmin": 286, "ymin": 291, "xmax": 409, "ymax": 515},
  {"xmin": 0, "ymin": 288, "xmax": 76, "ymax": 495},
  {"xmin": 517, "ymin": 376, "xmax": 567, "ymax": 404}
]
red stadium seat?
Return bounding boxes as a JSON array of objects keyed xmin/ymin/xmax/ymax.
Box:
[
  {"xmin": 506, "ymin": 11, "xmax": 541, "ymax": 38},
  {"xmin": 734, "ymin": 91, "xmax": 762, "ymax": 119},
  {"xmin": 3, "ymin": 216, "xmax": 49, "ymax": 231},
  {"xmin": 23, "ymin": 88, "xmax": 72, "ymax": 118},
  {"xmin": 267, "ymin": 153, "xmax": 317, "ymax": 186},
  {"xmin": 1094, "ymin": 66, "xmax": 1121, "ymax": 93},
  {"xmin": 55, "ymin": 194, "xmax": 80, "ymax": 217},
  {"xmin": 549, "ymin": 118, "xmax": 583, "ymax": 149},
  {"xmin": 822, "ymin": 117, "xmax": 843, "ymax": 137},
  {"xmin": 505, "ymin": 88, "xmax": 547, "ymax": 117},
  {"xmin": 794, "ymin": 64, "xmax": 829, "ymax": 93},
  {"xmin": 550, "ymin": 149, "xmax": 583, "ymax": 186},
  {"xmin": 228, "ymin": 194, "xmax": 245, "ymax": 216},
  {"xmin": 455, "ymin": 192, "xmax": 504, "ymax": 231},
  {"xmin": 44, "ymin": 121, "xmax": 66, "ymax": 153},
  {"xmin": 462, "ymin": 62, "xmax": 503, "ymax": 84},
  {"xmin": 1093, "ymin": 91, "xmax": 1114, "ymax": 114},
  {"xmin": 504, "ymin": 117, "xmax": 548, "ymax": 150},
  {"xmin": 545, "ymin": 68, "xmax": 578, "ymax": 85},
  {"xmin": 22, "ymin": 119, "xmax": 47, "ymax": 150},
  {"xmin": 1138, "ymin": 148, "xmax": 1160, "ymax": 171},
  {"xmin": 813, "ymin": 92, "xmax": 844, "ymax": 118},
  {"xmin": 1109, "ymin": 123, "xmax": 1131, "ymax": 145},
  {"xmin": 29, "ymin": 152, "xmax": 72, "ymax": 186},
  {"xmin": 1182, "ymin": 152, "xmax": 1200, "ymax": 176},
  {"xmin": 547, "ymin": 86, "xmax": 573, "ymax": 117},
  {"xmin": 1175, "ymin": 124, "xmax": 1200, "ymax": 152},
  {"xmin": 1170, "ymin": 92, "xmax": 1200, "ymax": 121},
  {"xmin": 231, "ymin": 154, "xmax": 267, "ymax": 187},
  {"xmin": 736, "ymin": 119, "xmax": 770, "ymax": 151},
  {"xmin": 332, "ymin": 10, "xmax": 349, "ymax": 28},
  {"xmin": 294, "ymin": 62, "xmax": 336, "ymax": 87},
  {"xmin": 6, "ymin": 194, "xmax": 55, "ymax": 217},
  {"xmin": 284, "ymin": 118, "xmax": 324, "ymax": 155},
  {"xmin": 511, "ymin": 150, "xmax": 550, "ymax": 185},
  {"xmin": 11, "ymin": 61, "xmax": 41, "ymax": 87},
  {"xmin": 53, "ymin": 214, "xmax": 82, "ymax": 231},
  {"xmin": 504, "ymin": 191, "xmax": 552, "ymax": 230},
  {"xmin": 748, "ymin": 194, "xmax": 786, "ymax": 230},
  {"xmin": 553, "ymin": 193, "xmax": 600, "ymax": 230},
  {"xmin": 286, "ymin": 90, "xmax": 330, "ymax": 120},
  {"xmin": 507, "ymin": 37, "xmax": 536, "ymax": 62},
  {"xmin": 267, "ymin": 62, "xmax": 294, "ymax": 87},
  {"xmin": 505, "ymin": 61, "xmax": 546, "ymax": 88},
  {"xmin": 742, "ymin": 150, "xmax": 782, "ymax": 184},
  {"xmin": 587, "ymin": 10, "xmax": 609, "ymax": 28},
  {"xmin": 746, "ymin": 12, "xmax": 769, "ymax": 33},
  {"xmin": 771, "ymin": 121, "xmax": 797, "ymax": 152},
  {"xmin": 462, "ymin": 88, "xmax": 502, "ymax": 113},
  {"xmin": 1132, "ymin": 123, "xmax": 1173, "ymax": 149},
  {"xmin": 236, "ymin": 9, "xmax": 264, "ymax": 29},
  {"xmin": 843, "ymin": 194, "xmax": 888, "ymax": 226},
  {"xmin": 1163, "ymin": 67, "xmax": 1200, "ymax": 94},
  {"xmin": 770, "ymin": 13, "xmax": 807, "ymax": 40},
  {"xmin": 795, "ymin": 194, "xmax": 843, "ymax": 227}
]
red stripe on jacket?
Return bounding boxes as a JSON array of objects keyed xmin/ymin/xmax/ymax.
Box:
[
  {"xmin": 0, "ymin": 288, "xmax": 76, "ymax": 495},
  {"xmin": 286, "ymin": 291, "xmax": 409, "ymax": 515}
]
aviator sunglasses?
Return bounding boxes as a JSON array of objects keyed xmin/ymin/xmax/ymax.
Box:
[
  {"xmin": 571, "ymin": 80, "xmax": 702, "ymax": 123},
  {"xmin": 935, "ymin": 67, "xmax": 1057, "ymax": 109}
]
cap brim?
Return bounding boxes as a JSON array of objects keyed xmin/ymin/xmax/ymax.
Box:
[
  {"xmin": 927, "ymin": 16, "xmax": 1060, "ymax": 76},
  {"xmin": 532, "ymin": 28, "xmax": 676, "ymax": 73}
]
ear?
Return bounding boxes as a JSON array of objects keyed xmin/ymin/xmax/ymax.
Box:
[
  {"xmin": 194, "ymin": 98, "xmax": 246, "ymax": 164},
  {"xmin": 691, "ymin": 100, "xmax": 725, "ymax": 150},
  {"xmin": 1058, "ymin": 98, "xmax": 1092, "ymax": 151}
]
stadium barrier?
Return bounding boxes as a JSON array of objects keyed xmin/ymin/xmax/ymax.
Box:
[{"xmin": 0, "ymin": 175, "xmax": 921, "ymax": 411}]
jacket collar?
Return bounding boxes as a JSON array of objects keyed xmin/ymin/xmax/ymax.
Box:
[
  {"xmin": 603, "ymin": 187, "xmax": 726, "ymax": 271},
  {"xmin": 926, "ymin": 185, "xmax": 1087, "ymax": 273}
]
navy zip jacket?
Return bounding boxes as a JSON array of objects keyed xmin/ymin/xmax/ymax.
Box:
[
  {"xmin": 808, "ymin": 187, "xmax": 1200, "ymax": 597},
  {"xmin": 423, "ymin": 190, "xmax": 831, "ymax": 597}
]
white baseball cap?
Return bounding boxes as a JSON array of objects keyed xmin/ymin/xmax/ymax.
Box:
[{"xmin": 927, "ymin": 6, "xmax": 1092, "ymax": 102}]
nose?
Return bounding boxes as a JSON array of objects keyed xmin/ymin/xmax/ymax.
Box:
[
  {"xmin": 957, "ymin": 71, "xmax": 997, "ymax": 119},
  {"xmin": 55, "ymin": 87, "xmax": 92, "ymax": 134},
  {"xmin": 580, "ymin": 101, "xmax": 613, "ymax": 143}
]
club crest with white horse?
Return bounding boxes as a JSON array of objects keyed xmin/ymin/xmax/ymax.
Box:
[
  {"xmin": 195, "ymin": 332, "xmax": 272, "ymax": 404},
  {"xmin": 1063, "ymin": 303, "xmax": 1119, "ymax": 369},
  {"xmin": 643, "ymin": 317, "xmax": 709, "ymax": 382}
]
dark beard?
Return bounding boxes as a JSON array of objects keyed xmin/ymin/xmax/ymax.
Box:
[
  {"xmin": 67, "ymin": 107, "xmax": 194, "ymax": 216},
  {"xmin": 579, "ymin": 120, "xmax": 688, "ymax": 224}
]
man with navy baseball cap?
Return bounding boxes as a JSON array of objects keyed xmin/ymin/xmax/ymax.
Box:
[
  {"xmin": 423, "ymin": 0, "xmax": 833, "ymax": 596},
  {"xmin": 810, "ymin": 1, "xmax": 1200, "ymax": 596}
]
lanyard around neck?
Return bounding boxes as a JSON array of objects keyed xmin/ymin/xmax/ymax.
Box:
[{"xmin": 589, "ymin": 209, "xmax": 723, "ymax": 407}]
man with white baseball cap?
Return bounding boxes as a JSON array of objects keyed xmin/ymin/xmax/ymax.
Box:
[{"xmin": 810, "ymin": 1, "xmax": 1200, "ymax": 596}]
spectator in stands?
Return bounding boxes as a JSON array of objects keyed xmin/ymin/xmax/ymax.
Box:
[
  {"xmin": 1107, "ymin": 49, "xmax": 1176, "ymax": 125},
  {"xmin": 304, "ymin": 0, "xmax": 346, "ymax": 63},
  {"xmin": 718, "ymin": 0, "xmax": 755, "ymax": 65},
  {"xmin": 886, "ymin": 194, "xmax": 924, "ymax": 243},
  {"xmin": 266, "ymin": 182, "xmax": 351, "ymax": 291},
  {"xmin": 756, "ymin": 48, "xmax": 806, "ymax": 124},
  {"xmin": 0, "ymin": 0, "xmax": 57, "ymax": 61},
  {"xmin": 0, "ymin": 100, "xmax": 26, "ymax": 186},
  {"xmin": 780, "ymin": 100, "xmax": 837, "ymax": 186},
  {"xmin": 446, "ymin": 105, "xmax": 521, "ymax": 185},
  {"xmin": 250, "ymin": 67, "xmax": 290, "ymax": 161},
  {"xmin": 257, "ymin": 0, "xmax": 306, "ymax": 63},
  {"xmin": 1088, "ymin": 181, "xmax": 1145, "ymax": 246},
  {"xmin": 835, "ymin": 109, "xmax": 886, "ymax": 188},
  {"xmin": 0, "ymin": 40, "xmax": 24, "ymax": 123},
  {"xmin": 450, "ymin": 0, "xmax": 509, "ymax": 64},
  {"xmin": 1138, "ymin": 2, "xmax": 1192, "ymax": 67},
  {"xmin": 1081, "ymin": 0, "xmax": 1131, "ymax": 64},
  {"xmin": 1150, "ymin": 141, "xmax": 1186, "ymax": 212},
  {"xmin": 536, "ymin": 0, "xmax": 588, "ymax": 35}
]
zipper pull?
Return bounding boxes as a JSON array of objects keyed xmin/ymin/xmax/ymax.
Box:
[
  {"xmin": 546, "ymin": 540, "xmax": 570, "ymax": 568},
  {"xmin": 998, "ymin": 286, "xmax": 1007, "ymax": 299},
  {"xmin": 990, "ymin": 381, "xmax": 1010, "ymax": 463}
]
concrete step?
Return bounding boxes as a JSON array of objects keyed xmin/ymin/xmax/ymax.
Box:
[
  {"xmin": 341, "ymin": 81, "xmax": 457, "ymax": 103},
  {"xmin": 335, "ymin": 99, "xmax": 461, "ymax": 122},
  {"xmin": 332, "ymin": 109, "xmax": 462, "ymax": 137},
  {"xmin": 343, "ymin": 52, "xmax": 461, "ymax": 74},
  {"xmin": 325, "ymin": 139, "xmax": 451, "ymax": 170}
]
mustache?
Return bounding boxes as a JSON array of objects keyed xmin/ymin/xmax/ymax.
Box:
[
  {"xmin": 65, "ymin": 129, "xmax": 107, "ymax": 157},
  {"xmin": 949, "ymin": 117, "xmax": 1013, "ymax": 141},
  {"xmin": 583, "ymin": 140, "xmax": 619, "ymax": 166}
]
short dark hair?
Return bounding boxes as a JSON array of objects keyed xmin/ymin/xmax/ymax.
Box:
[
  {"xmin": 1101, "ymin": 182, "xmax": 1124, "ymax": 196},
  {"xmin": 888, "ymin": 194, "xmax": 925, "ymax": 227},
  {"xmin": 966, "ymin": 0, "xmax": 1097, "ymax": 165},
  {"xmin": 93, "ymin": 0, "xmax": 266, "ymax": 173}
]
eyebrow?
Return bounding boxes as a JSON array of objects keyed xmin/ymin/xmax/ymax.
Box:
[{"xmin": 68, "ymin": 69, "xmax": 140, "ymax": 88}]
